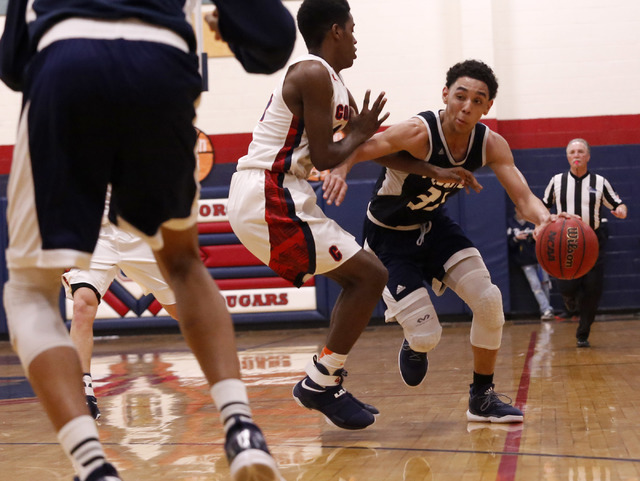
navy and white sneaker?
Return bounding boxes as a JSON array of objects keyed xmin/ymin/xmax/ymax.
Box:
[
  {"xmin": 398, "ymin": 339, "xmax": 428, "ymax": 387},
  {"xmin": 224, "ymin": 415, "xmax": 282, "ymax": 481},
  {"xmin": 292, "ymin": 356, "xmax": 378, "ymax": 430},
  {"xmin": 86, "ymin": 395, "xmax": 101, "ymax": 420},
  {"xmin": 466, "ymin": 384, "xmax": 523, "ymax": 423},
  {"xmin": 73, "ymin": 462, "xmax": 121, "ymax": 481}
]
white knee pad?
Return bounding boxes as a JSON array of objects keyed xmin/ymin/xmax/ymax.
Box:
[
  {"xmin": 383, "ymin": 287, "xmax": 441, "ymax": 352},
  {"xmin": 446, "ymin": 262, "xmax": 504, "ymax": 350},
  {"xmin": 4, "ymin": 268, "xmax": 75, "ymax": 373}
]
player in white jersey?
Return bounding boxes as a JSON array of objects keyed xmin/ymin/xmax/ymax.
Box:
[
  {"xmin": 228, "ymin": 0, "xmax": 390, "ymax": 430},
  {"xmin": 62, "ymin": 190, "xmax": 178, "ymax": 420}
]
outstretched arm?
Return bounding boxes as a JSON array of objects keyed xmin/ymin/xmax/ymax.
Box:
[
  {"xmin": 486, "ymin": 132, "xmax": 553, "ymax": 237},
  {"xmin": 323, "ymin": 118, "xmax": 481, "ymax": 205}
]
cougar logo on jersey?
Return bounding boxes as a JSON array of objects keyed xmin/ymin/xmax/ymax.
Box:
[
  {"xmin": 329, "ymin": 245, "xmax": 343, "ymax": 261},
  {"xmin": 335, "ymin": 104, "xmax": 350, "ymax": 121}
]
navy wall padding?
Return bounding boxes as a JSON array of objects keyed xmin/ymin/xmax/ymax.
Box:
[
  {"xmin": 511, "ymin": 144, "xmax": 640, "ymax": 313},
  {"xmin": 0, "ymin": 143, "xmax": 637, "ymax": 336}
]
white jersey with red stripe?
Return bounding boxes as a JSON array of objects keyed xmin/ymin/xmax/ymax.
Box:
[{"xmin": 236, "ymin": 54, "xmax": 350, "ymax": 179}]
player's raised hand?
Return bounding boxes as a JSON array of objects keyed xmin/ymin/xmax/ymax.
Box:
[{"xmin": 348, "ymin": 90, "xmax": 389, "ymax": 141}]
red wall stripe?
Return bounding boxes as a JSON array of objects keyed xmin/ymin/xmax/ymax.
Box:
[
  {"xmin": 215, "ymin": 277, "xmax": 314, "ymax": 290},
  {"xmin": 200, "ymin": 244, "xmax": 263, "ymax": 267},
  {"xmin": 197, "ymin": 222, "xmax": 233, "ymax": 234},
  {"xmin": 0, "ymin": 114, "xmax": 637, "ymax": 175}
]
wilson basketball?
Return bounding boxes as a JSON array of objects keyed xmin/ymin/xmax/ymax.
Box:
[{"xmin": 536, "ymin": 217, "xmax": 599, "ymax": 280}]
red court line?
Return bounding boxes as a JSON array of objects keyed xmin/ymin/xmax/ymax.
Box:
[{"xmin": 496, "ymin": 330, "xmax": 537, "ymax": 481}]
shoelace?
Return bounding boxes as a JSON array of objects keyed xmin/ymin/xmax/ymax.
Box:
[
  {"xmin": 402, "ymin": 344, "xmax": 425, "ymax": 362},
  {"xmin": 480, "ymin": 387, "xmax": 514, "ymax": 411}
]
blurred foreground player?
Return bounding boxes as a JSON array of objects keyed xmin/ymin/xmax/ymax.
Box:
[{"xmin": 0, "ymin": 1, "xmax": 295, "ymax": 480}]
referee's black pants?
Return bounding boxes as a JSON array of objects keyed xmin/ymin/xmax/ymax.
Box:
[{"xmin": 555, "ymin": 227, "xmax": 607, "ymax": 341}]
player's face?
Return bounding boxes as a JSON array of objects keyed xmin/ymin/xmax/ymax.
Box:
[
  {"xmin": 566, "ymin": 142, "xmax": 590, "ymax": 172},
  {"xmin": 337, "ymin": 15, "xmax": 357, "ymax": 69},
  {"xmin": 442, "ymin": 77, "xmax": 493, "ymax": 133}
]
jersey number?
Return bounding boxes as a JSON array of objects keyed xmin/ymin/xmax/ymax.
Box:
[{"xmin": 407, "ymin": 186, "xmax": 452, "ymax": 211}]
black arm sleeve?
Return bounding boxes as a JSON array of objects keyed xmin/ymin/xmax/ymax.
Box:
[
  {"xmin": 214, "ymin": 0, "xmax": 296, "ymax": 74},
  {"xmin": 0, "ymin": 0, "xmax": 31, "ymax": 92}
]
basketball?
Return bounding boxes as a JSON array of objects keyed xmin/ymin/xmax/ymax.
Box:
[{"xmin": 536, "ymin": 217, "xmax": 599, "ymax": 280}]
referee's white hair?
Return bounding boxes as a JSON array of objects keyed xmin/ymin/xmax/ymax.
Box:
[{"xmin": 566, "ymin": 138, "xmax": 591, "ymax": 153}]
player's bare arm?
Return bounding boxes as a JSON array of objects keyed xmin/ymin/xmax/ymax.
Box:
[
  {"xmin": 486, "ymin": 131, "xmax": 552, "ymax": 236},
  {"xmin": 283, "ymin": 61, "xmax": 387, "ymax": 171},
  {"xmin": 324, "ymin": 118, "xmax": 481, "ymax": 206}
]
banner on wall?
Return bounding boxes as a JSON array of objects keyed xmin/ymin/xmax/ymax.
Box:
[{"xmin": 67, "ymin": 197, "xmax": 317, "ymax": 321}]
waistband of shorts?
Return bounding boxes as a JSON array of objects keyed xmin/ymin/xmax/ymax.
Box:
[
  {"xmin": 38, "ymin": 18, "xmax": 189, "ymax": 53},
  {"xmin": 366, "ymin": 208, "xmax": 422, "ymax": 231}
]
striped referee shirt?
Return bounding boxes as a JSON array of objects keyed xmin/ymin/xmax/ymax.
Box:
[{"xmin": 542, "ymin": 171, "xmax": 623, "ymax": 230}]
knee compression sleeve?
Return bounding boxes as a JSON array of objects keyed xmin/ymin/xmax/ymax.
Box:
[
  {"xmin": 382, "ymin": 287, "xmax": 441, "ymax": 352},
  {"xmin": 445, "ymin": 259, "xmax": 504, "ymax": 350},
  {"xmin": 4, "ymin": 268, "xmax": 75, "ymax": 373}
]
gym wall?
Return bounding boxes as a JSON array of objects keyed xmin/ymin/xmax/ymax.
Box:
[{"xmin": 0, "ymin": 0, "xmax": 638, "ymax": 333}]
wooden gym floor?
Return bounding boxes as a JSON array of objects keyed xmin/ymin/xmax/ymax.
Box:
[{"xmin": 1, "ymin": 314, "xmax": 639, "ymax": 480}]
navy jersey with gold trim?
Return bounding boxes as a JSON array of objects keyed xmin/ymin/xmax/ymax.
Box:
[{"xmin": 367, "ymin": 110, "xmax": 489, "ymax": 228}]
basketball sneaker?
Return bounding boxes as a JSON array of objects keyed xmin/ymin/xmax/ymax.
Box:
[
  {"xmin": 398, "ymin": 338, "xmax": 428, "ymax": 387},
  {"xmin": 86, "ymin": 395, "xmax": 101, "ymax": 420},
  {"xmin": 540, "ymin": 309, "xmax": 555, "ymax": 321},
  {"xmin": 73, "ymin": 462, "xmax": 121, "ymax": 481},
  {"xmin": 466, "ymin": 384, "xmax": 523, "ymax": 423},
  {"xmin": 576, "ymin": 338, "xmax": 591, "ymax": 348},
  {"xmin": 292, "ymin": 356, "xmax": 378, "ymax": 430},
  {"xmin": 224, "ymin": 415, "xmax": 282, "ymax": 481}
]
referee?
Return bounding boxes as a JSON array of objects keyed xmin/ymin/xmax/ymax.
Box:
[{"xmin": 543, "ymin": 138, "xmax": 627, "ymax": 347}]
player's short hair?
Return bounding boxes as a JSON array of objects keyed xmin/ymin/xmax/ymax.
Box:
[
  {"xmin": 297, "ymin": 0, "xmax": 351, "ymax": 50},
  {"xmin": 567, "ymin": 138, "xmax": 591, "ymax": 154},
  {"xmin": 446, "ymin": 60, "xmax": 499, "ymax": 100}
]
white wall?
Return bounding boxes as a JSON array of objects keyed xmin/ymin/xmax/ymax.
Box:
[{"xmin": 1, "ymin": 0, "xmax": 639, "ymax": 145}]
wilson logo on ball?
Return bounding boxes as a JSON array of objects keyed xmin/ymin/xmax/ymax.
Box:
[{"xmin": 535, "ymin": 218, "xmax": 599, "ymax": 280}]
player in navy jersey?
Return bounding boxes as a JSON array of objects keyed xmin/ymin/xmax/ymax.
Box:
[
  {"xmin": 543, "ymin": 138, "xmax": 627, "ymax": 347},
  {"xmin": 329, "ymin": 59, "xmax": 561, "ymax": 423},
  {"xmin": 0, "ymin": 2, "xmax": 295, "ymax": 480}
]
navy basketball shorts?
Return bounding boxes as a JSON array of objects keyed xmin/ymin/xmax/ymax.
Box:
[
  {"xmin": 6, "ymin": 38, "xmax": 202, "ymax": 270},
  {"xmin": 363, "ymin": 211, "xmax": 476, "ymax": 302}
]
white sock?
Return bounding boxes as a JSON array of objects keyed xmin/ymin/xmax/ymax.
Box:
[
  {"xmin": 58, "ymin": 415, "xmax": 107, "ymax": 481},
  {"xmin": 210, "ymin": 378, "xmax": 253, "ymax": 432},
  {"xmin": 83, "ymin": 373, "xmax": 95, "ymax": 397},
  {"xmin": 317, "ymin": 350, "xmax": 348, "ymax": 374}
]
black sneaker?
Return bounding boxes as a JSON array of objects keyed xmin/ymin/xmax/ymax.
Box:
[
  {"xmin": 73, "ymin": 462, "xmax": 121, "ymax": 481},
  {"xmin": 292, "ymin": 356, "xmax": 378, "ymax": 430},
  {"xmin": 398, "ymin": 339, "xmax": 428, "ymax": 387},
  {"xmin": 224, "ymin": 415, "xmax": 282, "ymax": 481},
  {"xmin": 466, "ymin": 384, "xmax": 523, "ymax": 423},
  {"xmin": 577, "ymin": 339, "xmax": 591, "ymax": 348},
  {"xmin": 86, "ymin": 395, "xmax": 101, "ymax": 420}
]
